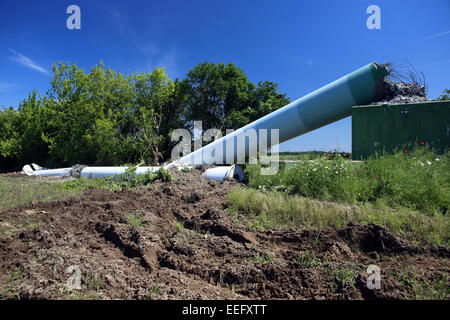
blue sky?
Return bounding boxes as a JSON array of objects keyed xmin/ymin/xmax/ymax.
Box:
[{"xmin": 0, "ymin": 0, "xmax": 449, "ymax": 152}]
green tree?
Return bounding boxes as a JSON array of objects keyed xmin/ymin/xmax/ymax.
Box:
[
  {"xmin": 44, "ymin": 61, "xmax": 135, "ymax": 166},
  {"xmin": 179, "ymin": 62, "xmax": 253, "ymax": 131},
  {"xmin": 225, "ymin": 80, "xmax": 290, "ymax": 129},
  {"xmin": 437, "ymin": 89, "xmax": 450, "ymax": 101},
  {"xmin": 0, "ymin": 106, "xmax": 20, "ymax": 171},
  {"xmin": 0, "ymin": 91, "xmax": 50, "ymax": 167},
  {"xmin": 158, "ymin": 78, "xmax": 188, "ymax": 161},
  {"xmin": 129, "ymin": 67, "xmax": 175, "ymax": 165},
  {"xmin": 83, "ymin": 62, "xmax": 135, "ymax": 165},
  {"xmin": 0, "ymin": 60, "xmax": 289, "ymax": 169},
  {"xmin": 0, "ymin": 106, "xmax": 18, "ymax": 158},
  {"xmin": 178, "ymin": 62, "xmax": 290, "ymax": 133},
  {"xmin": 43, "ymin": 62, "xmax": 92, "ymax": 165}
]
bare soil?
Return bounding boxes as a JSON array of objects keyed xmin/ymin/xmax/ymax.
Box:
[{"xmin": 0, "ymin": 167, "xmax": 448, "ymax": 300}]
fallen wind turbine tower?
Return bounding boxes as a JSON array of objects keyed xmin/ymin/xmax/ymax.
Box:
[{"xmin": 22, "ymin": 62, "xmax": 390, "ymax": 181}]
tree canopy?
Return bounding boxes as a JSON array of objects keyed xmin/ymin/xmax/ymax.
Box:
[
  {"xmin": 437, "ymin": 89, "xmax": 450, "ymax": 101},
  {"xmin": 0, "ymin": 61, "xmax": 290, "ymax": 171}
]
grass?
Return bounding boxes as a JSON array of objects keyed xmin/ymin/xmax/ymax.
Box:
[
  {"xmin": 332, "ymin": 268, "xmax": 357, "ymax": 289},
  {"xmin": 0, "ymin": 168, "xmax": 172, "ymax": 212},
  {"xmin": 297, "ymin": 249, "xmax": 323, "ymax": 268},
  {"xmin": 0, "ymin": 268, "xmax": 22, "ymax": 300},
  {"xmin": 26, "ymin": 217, "xmax": 41, "ymax": 230},
  {"xmin": 396, "ymin": 268, "xmax": 449, "ymax": 299},
  {"xmin": 174, "ymin": 218, "xmax": 184, "ymax": 233},
  {"xmin": 0, "ymin": 176, "xmax": 82, "ymax": 212},
  {"xmin": 251, "ymin": 252, "xmax": 275, "ymax": 264},
  {"xmin": 228, "ymin": 187, "xmax": 449, "ymax": 245},
  {"xmin": 230, "ymin": 147, "xmax": 450, "ymax": 245},
  {"xmin": 276, "ymin": 151, "xmax": 351, "ymax": 161},
  {"xmin": 420, "ymin": 273, "xmax": 449, "ymax": 300},
  {"xmin": 60, "ymin": 167, "xmax": 172, "ymax": 193},
  {"xmin": 86, "ymin": 273, "xmax": 102, "ymax": 292},
  {"xmin": 147, "ymin": 283, "xmax": 161, "ymax": 298},
  {"xmin": 121, "ymin": 212, "xmax": 148, "ymax": 227},
  {"xmin": 246, "ymin": 147, "xmax": 449, "ymax": 215}
]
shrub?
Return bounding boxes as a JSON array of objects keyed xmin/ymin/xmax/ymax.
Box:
[{"xmin": 245, "ymin": 147, "xmax": 449, "ymax": 215}]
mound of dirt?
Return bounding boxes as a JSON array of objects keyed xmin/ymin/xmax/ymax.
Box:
[
  {"xmin": 0, "ymin": 167, "xmax": 448, "ymax": 300},
  {"xmin": 0, "ymin": 172, "xmax": 23, "ymax": 178}
]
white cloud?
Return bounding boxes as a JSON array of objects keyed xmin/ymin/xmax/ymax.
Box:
[
  {"xmin": 148, "ymin": 48, "xmax": 178, "ymax": 78},
  {"xmin": 136, "ymin": 41, "xmax": 159, "ymax": 55},
  {"xmin": 109, "ymin": 7, "xmax": 127, "ymax": 36},
  {"xmin": 305, "ymin": 59, "xmax": 314, "ymax": 66},
  {"xmin": 92, "ymin": 2, "xmax": 178, "ymax": 78},
  {"xmin": 9, "ymin": 49, "xmax": 49, "ymax": 74},
  {"xmin": 0, "ymin": 82, "xmax": 19, "ymax": 92},
  {"xmin": 410, "ymin": 30, "xmax": 450, "ymax": 43}
]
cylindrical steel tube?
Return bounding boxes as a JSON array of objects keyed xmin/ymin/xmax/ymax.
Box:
[{"xmin": 167, "ymin": 62, "xmax": 389, "ymax": 168}]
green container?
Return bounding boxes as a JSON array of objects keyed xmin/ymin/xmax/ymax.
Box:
[{"xmin": 352, "ymin": 101, "xmax": 450, "ymax": 160}]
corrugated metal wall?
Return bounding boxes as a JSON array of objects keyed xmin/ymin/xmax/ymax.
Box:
[{"xmin": 352, "ymin": 101, "xmax": 450, "ymax": 160}]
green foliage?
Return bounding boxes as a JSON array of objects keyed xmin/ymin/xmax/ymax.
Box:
[
  {"xmin": 0, "ymin": 268, "xmax": 22, "ymax": 300},
  {"xmin": 332, "ymin": 268, "xmax": 357, "ymax": 288},
  {"xmin": 147, "ymin": 284, "xmax": 161, "ymax": 298},
  {"xmin": 0, "ymin": 91, "xmax": 49, "ymax": 169},
  {"xmin": 128, "ymin": 68, "xmax": 176, "ymax": 165},
  {"xmin": 0, "ymin": 61, "xmax": 288, "ymax": 170},
  {"xmin": 297, "ymin": 249, "xmax": 323, "ymax": 268},
  {"xmin": 60, "ymin": 167, "xmax": 172, "ymax": 192},
  {"xmin": 179, "ymin": 62, "xmax": 290, "ymax": 131},
  {"xmin": 437, "ymin": 88, "xmax": 450, "ymax": 101},
  {"xmin": 155, "ymin": 167, "xmax": 173, "ymax": 182},
  {"xmin": 251, "ymin": 253, "xmax": 275, "ymax": 264},
  {"xmin": 174, "ymin": 219, "xmax": 184, "ymax": 233},
  {"xmin": 246, "ymin": 147, "xmax": 450, "ymax": 215},
  {"xmin": 122, "ymin": 212, "xmax": 148, "ymax": 227},
  {"xmin": 86, "ymin": 273, "xmax": 103, "ymax": 292},
  {"xmin": 395, "ymin": 269, "xmax": 449, "ymax": 299},
  {"xmin": 276, "ymin": 151, "xmax": 352, "ymax": 161}
]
